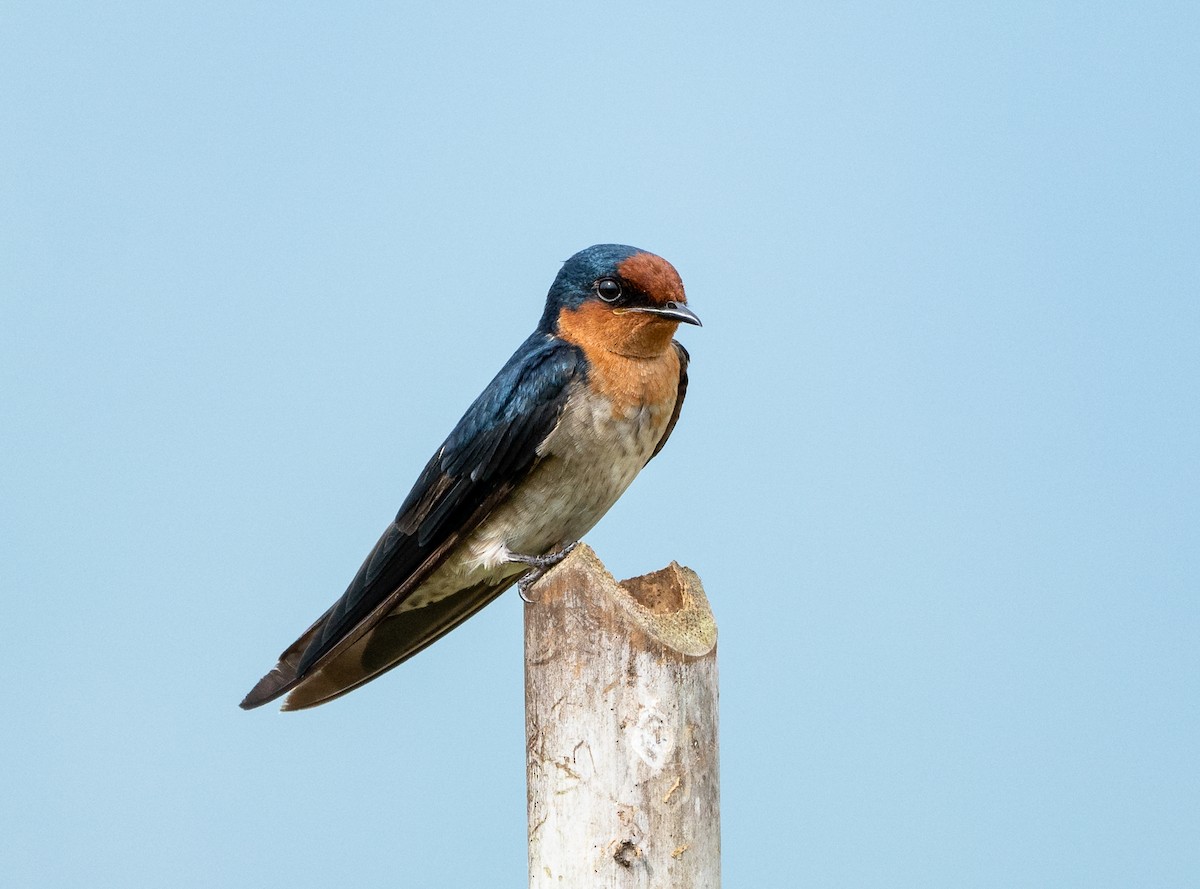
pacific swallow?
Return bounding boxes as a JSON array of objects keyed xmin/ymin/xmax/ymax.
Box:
[{"xmin": 241, "ymin": 244, "xmax": 700, "ymax": 711}]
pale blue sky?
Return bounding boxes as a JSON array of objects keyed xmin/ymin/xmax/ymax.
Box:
[{"xmin": 2, "ymin": 3, "xmax": 1197, "ymax": 887}]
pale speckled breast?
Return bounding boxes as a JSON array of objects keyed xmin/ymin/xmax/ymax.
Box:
[{"xmin": 400, "ymin": 348, "xmax": 681, "ymax": 611}]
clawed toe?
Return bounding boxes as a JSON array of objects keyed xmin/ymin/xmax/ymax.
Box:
[
  {"xmin": 512, "ymin": 542, "xmax": 579, "ymax": 603},
  {"xmin": 517, "ymin": 571, "xmax": 541, "ymax": 603}
]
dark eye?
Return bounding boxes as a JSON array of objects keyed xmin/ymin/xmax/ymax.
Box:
[{"xmin": 596, "ymin": 278, "xmax": 622, "ymax": 302}]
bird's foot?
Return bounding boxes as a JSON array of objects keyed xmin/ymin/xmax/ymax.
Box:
[{"xmin": 513, "ymin": 542, "xmax": 579, "ymax": 603}]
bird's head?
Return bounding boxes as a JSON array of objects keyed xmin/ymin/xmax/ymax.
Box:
[{"xmin": 541, "ymin": 244, "xmax": 700, "ymax": 358}]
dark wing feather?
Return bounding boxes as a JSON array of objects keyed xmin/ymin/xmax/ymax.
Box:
[
  {"xmin": 278, "ymin": 577, "xmax": 513, "ymax": 711},
  {"xmin": 240, "ymin": 334, "xmax": 584, "ymax": 710},
  {"xmin": 648, "ymin": 340, "xmax": 690, "ymax": 461}
]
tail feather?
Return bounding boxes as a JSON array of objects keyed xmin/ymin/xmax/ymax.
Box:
[
  {"xmin": 239, "ymin": 616, "xmax": 328, "ymax": 710},
  {"xmin": 278, "ymin": 577, "xmax": 515, "ymax": 711}
]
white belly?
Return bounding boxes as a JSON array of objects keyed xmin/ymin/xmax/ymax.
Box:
[{"xmin": 400, "ymin": 386, "xmax": 674, "ymax": 611}]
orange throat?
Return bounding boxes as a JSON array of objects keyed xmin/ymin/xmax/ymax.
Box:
[
  {"xmin": 556, "ymin": 302, "xmax": 682, "ymax": 416},
  {"xmin": 557, "ymin": 302, "xmax": 679, "ymax": 360}
]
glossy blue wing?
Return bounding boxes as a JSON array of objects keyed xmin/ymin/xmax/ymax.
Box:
[{"xmin": 239, "ymin": 334, "xmax": 585, "ymax": 709}]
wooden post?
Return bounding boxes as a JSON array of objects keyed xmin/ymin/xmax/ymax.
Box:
[{"xmin": 524, "ymin": 544, "xmax": 719, "ymax": 888}]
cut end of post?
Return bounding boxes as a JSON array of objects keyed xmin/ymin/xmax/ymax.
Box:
[
  {"xmin": 534, "ymin": 544, "xmax": 716, "ymax": 657},
  {"xmin": 621, "ymin": 564, "xmax": 686, "ymax": 613}
]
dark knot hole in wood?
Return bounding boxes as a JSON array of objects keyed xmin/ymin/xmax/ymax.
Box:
[{"xmin": 613, "ymin": 839, "xmax": 639, "ymax": 868}]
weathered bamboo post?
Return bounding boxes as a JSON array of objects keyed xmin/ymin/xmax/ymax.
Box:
[{"xmin": 524, "ymin": 544, "xmax": 719, "ymax": 888}]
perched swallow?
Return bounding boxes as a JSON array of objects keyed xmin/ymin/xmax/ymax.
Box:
[{"xmin": 241, "ymin": 244, "xmax": 700, "ymax": 711}]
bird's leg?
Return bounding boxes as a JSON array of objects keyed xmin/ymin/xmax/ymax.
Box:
[{"xmin": 512, "ymin": 542, "xmax": 579, "ymax": 602}]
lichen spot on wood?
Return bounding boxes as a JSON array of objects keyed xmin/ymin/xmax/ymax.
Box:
[{"xmin": 630, "ymin": 702, "xmax": 674, "ymax": 770}]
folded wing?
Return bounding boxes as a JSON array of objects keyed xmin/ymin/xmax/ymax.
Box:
[{"xmin": 240, "ymin": 334, "xmax": 585, "ymax": 710}]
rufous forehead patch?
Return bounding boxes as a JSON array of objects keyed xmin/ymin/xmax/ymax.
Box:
[{"xmin": 617, "ymin": 252, "xmax": 686, "ymax": 306}]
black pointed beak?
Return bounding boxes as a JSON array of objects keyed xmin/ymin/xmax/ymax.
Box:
[{"xmin": 633, "ymin": 301, "xmax": 702, "ymax": 326}]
